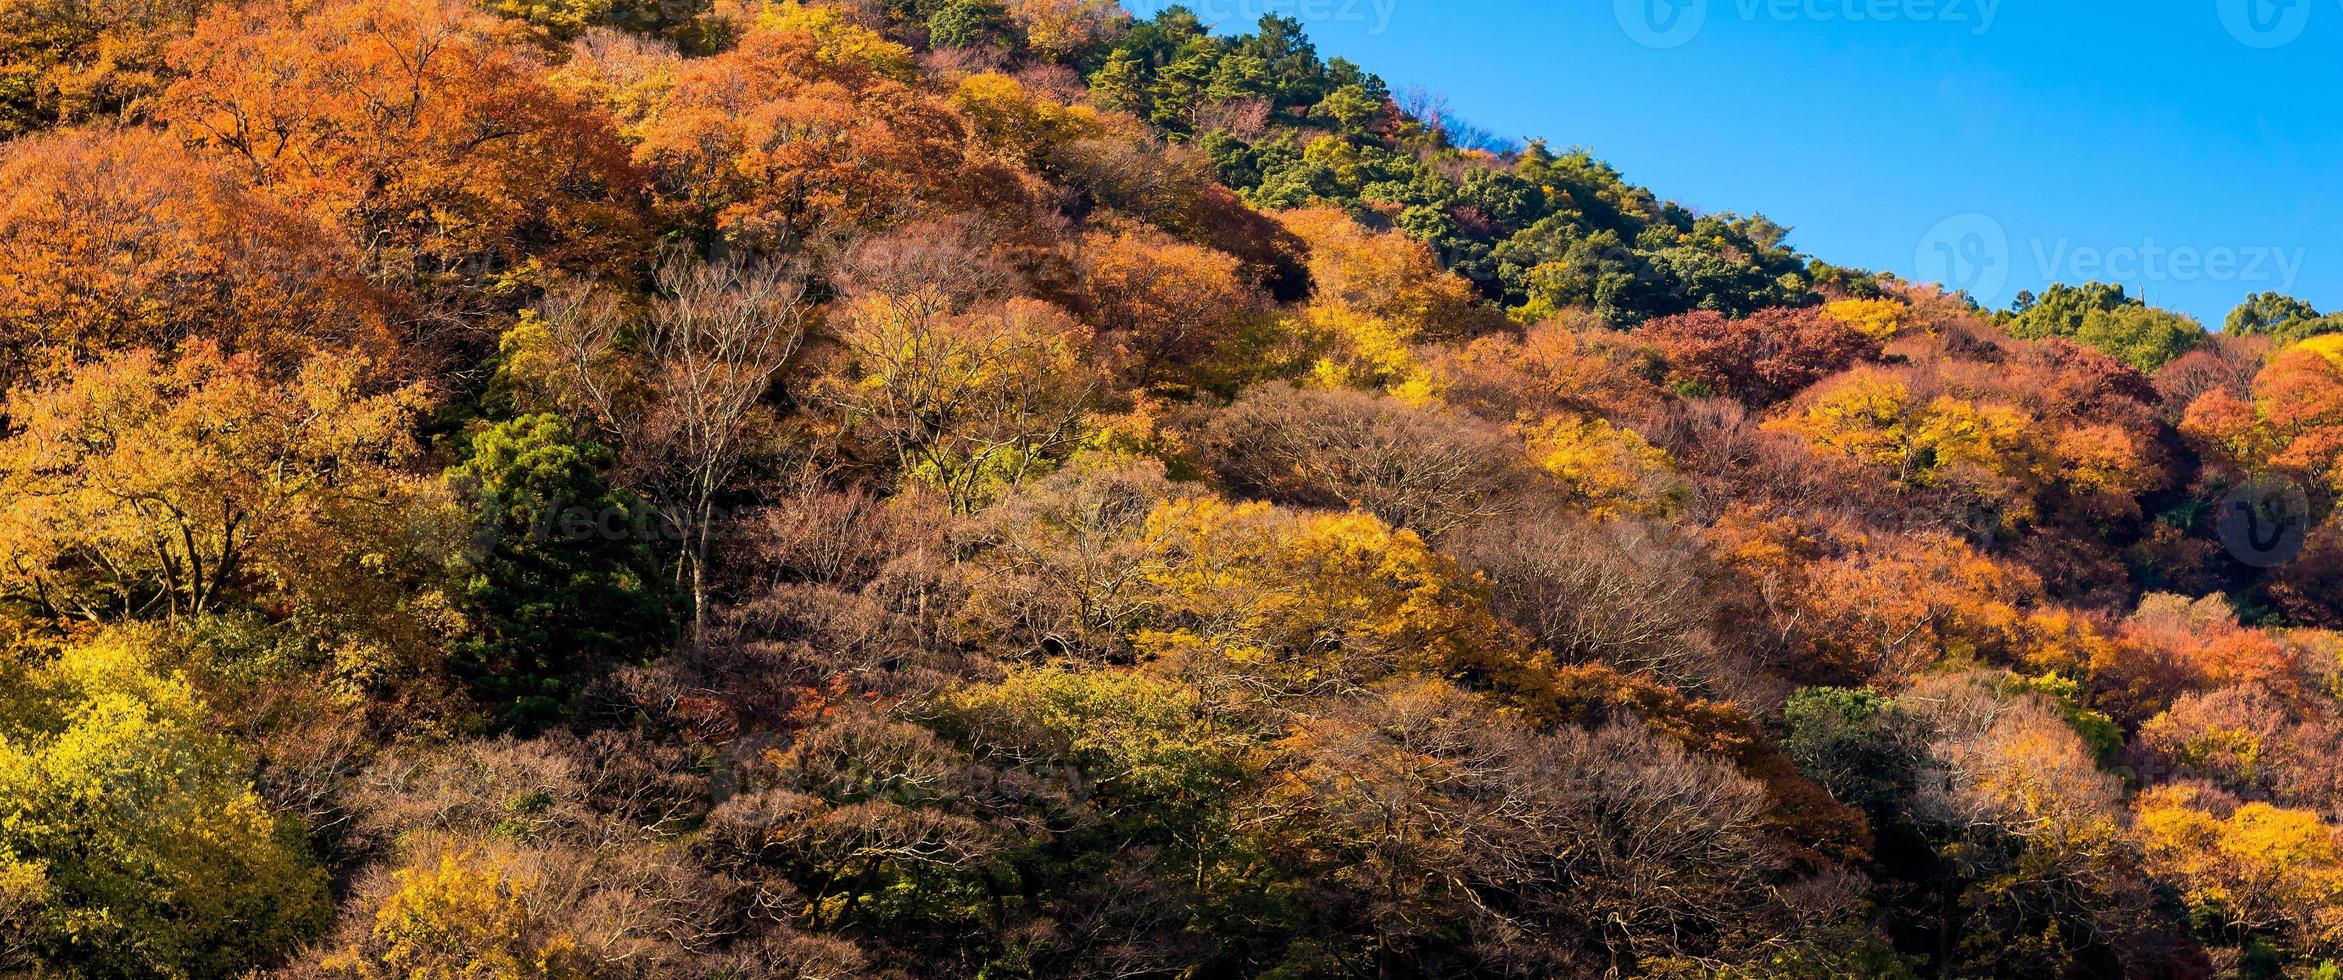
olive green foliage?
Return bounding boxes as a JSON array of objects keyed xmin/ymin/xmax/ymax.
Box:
[
  {"xmin": 2006, "ymin": 281, "xmax": 2204, "ymax": 371},
  {"xmin": 2227, "ymin": 291, "xmax": 2343, "ymax": 344},
  {"xmin": 1090, "ymin": 9, "xmax": 1816, "ymax": 327}
]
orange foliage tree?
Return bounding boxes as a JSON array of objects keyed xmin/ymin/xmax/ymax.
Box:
[
  {"xmin": 1073, "ymin": 228, "xmax": 1257, "ymax": 390},
  {"xmin": 160, "ymin": 0, "xmax": 646, "ymax": 291},
  {"xmin": 0, "ymin": 126, "xmax": 399, "ymax": 395},
  {"xmin": 2182, "ymin": 345, "xmax": 2343, "ymax": 495},
  {"xmin": 1711, "ymin": 509, "xmax": 2106, "ymax": 686},
  {"xmin": 630, "ymin": 3, "xmax": 979, "ymax": 249}
]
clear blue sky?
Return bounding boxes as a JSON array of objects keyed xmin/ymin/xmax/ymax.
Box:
[{"xmin": 1131, "ymin": 0, "xmax": 2342, "ymax": 328}]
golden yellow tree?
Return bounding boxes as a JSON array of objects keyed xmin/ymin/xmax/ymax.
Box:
[
  {"xmin": 2137, "ymin": 783, "xmax": 2343, "ymax": 957},
  {"xmin": 0, "ymin": 344, "xmax": 436, "ymax": 622},
  {"xmin": 1, "ymin": 632, "xmax": 332, "ymax": 976}
]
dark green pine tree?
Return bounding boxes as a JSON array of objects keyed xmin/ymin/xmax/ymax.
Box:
[{"xmin": 446, "ymin": 413, "xmax": 677, "ymax": 730}]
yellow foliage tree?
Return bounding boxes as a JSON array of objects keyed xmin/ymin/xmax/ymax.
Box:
[
  {"xmin": 326, "ymin": 850, "xmax": 590, "ymax": 980},
  {"xmin": 2136, "ymin": 784, "xmax": 2343, "ymax": 956},
  {"xmin": 1277, "ymin": 208, "xmax": 1494, "ymax": 403},
  {"xmin": 1004, "ymin": 0, "xmax": 1125, "ymax": 63},
  {"xmin": 0, "ymin": 633, "xmax": 331, "ymax": 977},
  {"xmin": 1821, "ymin": 297, "xmax": 1909, "ymax": 342},
  {"xmin": 0, "ymin": 344, "xmax": 445, "ymax": 627},
  {"xmin": 1519, "ymin": 414, "xmax": 1688, "ymax": 519},
  {"xmin": 951, "ymin": 71, "xmax": 1109, "ymax": 168},
  {"xmin": 819, "ymin": 292, "xmax": 1097, "ymax": 512},
  {"xmin": 0, "ymin": 0, "xmax": 193, "ymax": 136},
  {"xmin": 1127, "ymin": 497, "xmax": 1758, "ymax": 758}
]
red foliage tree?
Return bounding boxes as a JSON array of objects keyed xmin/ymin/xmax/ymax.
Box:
[{"xmin": 1639, "ymin": 306, "xmax": 1879, "ymax": 405}]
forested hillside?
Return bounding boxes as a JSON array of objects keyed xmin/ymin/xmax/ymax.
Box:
[{"xmin": 5, "ymin": 1, "xmax": 2343, "ymax": 976}]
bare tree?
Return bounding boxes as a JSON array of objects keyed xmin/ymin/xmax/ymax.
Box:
[
  {"xmin": 819, "ymin": 292, "xmax": 1095, "ymax": 513},
  {"xmin": 1197, "ymin": 384, "xmax": 1527, "ymax": 538},
  {"xmin": 536, "ymin": 256, "xmax": 808, "ymax": 646}
]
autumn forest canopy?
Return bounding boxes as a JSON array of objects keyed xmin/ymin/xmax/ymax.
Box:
[{"xmin": 7, "ymin": 0, "xmax": 2343, "ymax": 977}]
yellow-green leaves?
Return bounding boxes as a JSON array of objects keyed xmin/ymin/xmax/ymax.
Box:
[{"xmin": 0, "ymin": 634, "xmax": 330, "ymax": 977}]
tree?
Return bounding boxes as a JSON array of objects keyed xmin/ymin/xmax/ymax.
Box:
[
  {"xmin": 631, "ymin": 3, "xmax": 973, "ymax": 248},
  {"xmin": 926, "ymin": 0, "xmax": 1008, "ymax": 48},
  {"xmin": 1277, "ymin": 206, "xmax": 1496, "ymax": 400},
  {"xmin": 0, "ymin": 126, "xmax": 398, "ymax": 396},
  {"xmin": 1821, "ymin": 297, "xmax": 1910, "ymax": 342},
  {"xmin": 1639, "ymin": 307, "xmax": 1879, "ymax": 405},
  {"xmin": 1004, "ymin": 0, "xmax": 1126, "ymax": 64},
  {"xmin": 324, "ymin": 850, "xmax": 592, "ymax": 980},
  {"xmin": 1779, "ymin": 687, "xmax": 1923, "ymax": 821},
  {"xmin": 2109, "ymin": 594, "xmax": 2302, "ymax": 715},
  {"xmin": 444, "ymin": 414, "xmax": 677, "ymax": 728},
  {"xmin": 1129, "ymin": 494, "xmax": 1761, "ymax": 761},
  {"xmin": 512, "ymin": 258, "xmax": 808, "ymax": 646},
  {"xmin": 1280, "ymin": 206, "xmax": 1487, "ymax": 337},
  {"xmin": 0, "ymin": 0, "xmax": 195, "ymax": 136},
  {"xmin": 0, "ymin": 344, "xmax": 435, "ymax": 623},
  {"xmin": 817, "ymin": 291, "xmax": 1095, "ymax": 513},
  {"xmin": 1903, "ymin": 673, "xmax": 2154, "ymax": 977},
  {"xmin": 2074, "ymin": 304, "xmax": 2204, "ymax": 373},
  {"xmin": 1520, "ymin": 413, "xmax": 1688, "ymax": 519},
  {"xmin": 161, "ymin": 0, "xmax": 647, "ymax": 289},
  {"xmin": 2181, "ymin": 345, "xmax": 2343, "ymax": 495},
  {"xmin": 1074, "ymin": 228, "xmax": 1258, "ymax": 390},
  {"xmin": 2136, "ymin": 783, "xmax": 2343, "ymax": 960},
  {"xmin": 1773, "ymin": 371, "xmax": 1978, "ymax": 490},
  {"xmin": 1131, "ymin": 496, "xmax": 1532, "ymax": 705},
  {"xmin": 0, "ymin": 632, "xmax": 332, "ymax": 976},
  {"xmin": 1250, "ymin": 680, "xmax": 1794, "ymax": 974},
  {"xmin": 2006, "ymin": 281, "xmax": 2131, "ymax": 339},
  {"xmin": 1197, "ymin": 384, "xmax": 1524, "ymax": 537},
  {"xmin": 1446, "ymin": 508, "xmax": 1722, "ymax": 689},
  {"xmin": 2227, "ymin": 291, "xmax": 2342, "ymax": 345},
  {"xmin": 2006, "ymin": 283, "xmax": 2202, "ymax": 372}
]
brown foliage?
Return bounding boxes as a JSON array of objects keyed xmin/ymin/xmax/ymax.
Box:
[
  {"xmin": 1196, "ymin": 384, "xmax": 1526, "ymax": 537},
  {"xmin": 1639, "ymin": 306, "xmax": 1879, "ymax": 406}
]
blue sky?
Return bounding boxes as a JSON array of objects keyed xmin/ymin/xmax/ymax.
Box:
[{"xmin": 1129, "ymin": 0, "xmax": 2342, "ymax": 328}]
